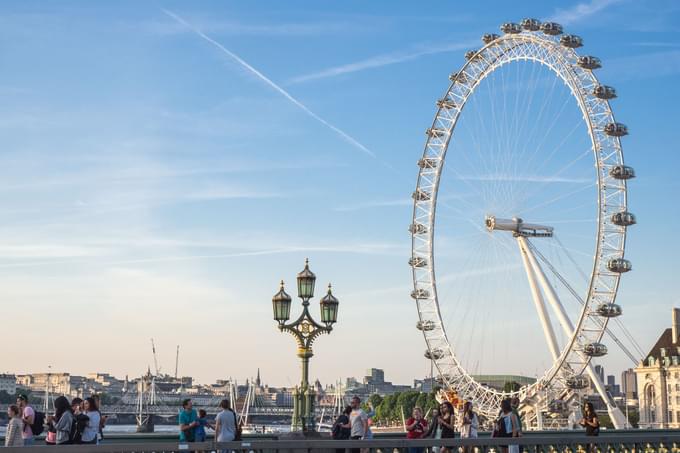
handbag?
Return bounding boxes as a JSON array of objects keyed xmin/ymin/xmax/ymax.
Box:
[{"xmin": 232, "ymin": 410, "xmax": 242, "ymax": 441}]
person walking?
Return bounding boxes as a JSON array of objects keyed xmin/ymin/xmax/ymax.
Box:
[
  {"xmin": 510, "ymin": 397, "xmax": 523, "ymax": 436},
  {"xmin": 437, "ymin": 402, "xmax": 456, "ymax": 453},
  {"xmin": 349, "ymin": 396, "xmax": 369, "ymax": 453},
  {"xmin": 5, "ymin": 405, "xmax": 24, "ymax": 447},
  {"xmin": 81, "ymin": 397, "xmax": 101, "ymax": 444},
  {"xmin": 459, "ymin": 401, "xmax": 478, "ymax": 453},
  {"xmin": 405, "ymin": 406, "xmax": 428, "ymax": 453},
  {"xmin": 16, "ymin": 394, "xmax": 35, "ymax": 446},
  {"xmin": 51, "ymin": 396, "xmax": 75, "ymax": 445},
  {"xmin": 179, "ymin": 398, "xmax": 199, "ymax": 443},
  {"xmin": 214, "ymin": 398, "xmax": 239, "ymax": 453}
]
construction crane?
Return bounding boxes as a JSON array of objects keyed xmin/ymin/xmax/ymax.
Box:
[
  {"xmin": 150, "ymin": 338, "xmax": 161, "ymax": 376},
  {"xmin": 174, "ymin": 345, "xmax": 180, "ymax": 379}
]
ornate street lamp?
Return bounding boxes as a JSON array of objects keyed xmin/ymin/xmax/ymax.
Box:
[{"xmin": 271, "ymin": 259, "xmax": 339, "ymax": 433}]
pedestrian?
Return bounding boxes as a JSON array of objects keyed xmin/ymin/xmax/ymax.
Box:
[
  {"xmin": 81, "ymin": 397, "xmax": 101, "ymax": 444},
  {"xmin": 405, "ymin": 406, "xmax": 428, "ymax": 453},
  {"xmin": 70, "ymin": 397, "xmax": 89, "ymax": 444},
  {"xmin": 195, "ymin": 409, "xmax": 209, "ymax": 442},
  {"xmin": 51, "ymin": 395, "xmax": 75, "ymax": 445},
  {"xmin": 179, "ymin": 398, "xmax": 199, "ymax": 443},
  {"xmin": 460, "ymin": 401, "xmax": 478, "ymax": 453},
  {"xmin": 5, "ymin": 405, "xmax": 24, "ymax": 447},
  {"xmin": 215, "ymin": 398, "xmax": 239, "ymax": 453},
  {"xmin": 16, "ymin": 394, "xmax": 35, "ymax": 446},
  {"xmin": 349, "ymin": 396, "xmax": 369, "ymax": 453},
  {"xmin": 510, "ymin": 397, "xmax": 523, "ymax": 436},
  {"xmin": 332, "ymin": 406, "xmax": 352, "ymax": 440},
  {"xmin": 424, "ymin": 408, "xmax": 441, "ymax": 453},
  {"xmin": 93, "ymin": 394, "xmax": 107, "ymax": 443},
  {"xmin": 437, "ymin": 402, "xmax": 456, "ymax": 453},
  {"xmin": 579, "ymin": 402, "xmax": 600, "ymax": 436},
  {"xmin": 494, "ymin": 399, "xmax": 520, "ymax": 453},
  {"xmin": 332, "ymin": 405, "xmax": 352, "ymax": 453}
]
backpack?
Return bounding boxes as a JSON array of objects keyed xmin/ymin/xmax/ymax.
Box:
[
  {"xmin": 70, "ymin": 413, "xmax": 89, "ymax": 444},
  {"xmin": 495, "ymin": 415, "xmax": 509, "ymax": 437},
  {"xmin": 331, "ymin": 421, "xmax": 342, "ymax": 440},
  {"xmin": 30, "ymin": 411, "xmax": 45, "ymax": 436}
]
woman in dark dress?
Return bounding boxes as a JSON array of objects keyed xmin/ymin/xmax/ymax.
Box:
[
  {"xmin": 437, "ymin": 402, "xmax": 456, "ymax": 453},
  {"xmin": 579, "ymin": 402, "xmax": 600, "ymax": 436}
]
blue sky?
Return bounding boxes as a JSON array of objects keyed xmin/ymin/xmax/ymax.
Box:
[{"xmin": 1, "ymin": 0, "xmax": 679, "ymax": 387}]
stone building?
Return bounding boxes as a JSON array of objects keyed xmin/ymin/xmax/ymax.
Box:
[{"xmin": 635, "ymin": 308, "xmax": 680, "ymax": 428}]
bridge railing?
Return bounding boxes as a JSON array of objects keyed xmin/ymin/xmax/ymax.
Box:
[{"xmin": 3, "ymin": 433, "xmax": 680, "ymax": 453}]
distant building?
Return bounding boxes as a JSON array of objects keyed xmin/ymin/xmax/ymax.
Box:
[
  {"xmin": 635, "ymin": 308, "xmax": 680, "ymax": 428},
  {"xmin": 0, "ymin": 374, "xmax": 16, "ymax": 394},
  {"xmin": 621, "ymin": 369, "xmax": 638, "ymax": 399}
]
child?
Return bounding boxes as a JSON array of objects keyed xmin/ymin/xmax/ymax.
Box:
[
  {"xmin": 5, "ymin": 405, "xmax": 24, "ymax": 447},
  {"xmin": 195, "ymin": 409, "xmax": 210, "ymax": 442}
]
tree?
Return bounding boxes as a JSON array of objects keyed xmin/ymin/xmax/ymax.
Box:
[{"xmin": 503, "ymin": 381, "xmax": 521, "ymax": 393}]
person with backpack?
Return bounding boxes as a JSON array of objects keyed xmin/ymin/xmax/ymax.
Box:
[
  {"xmin": 17, "ymin": 394, "xmax": 36, "ymax": 445},
  {"xmin": 50, "ymin": 396, "xmax": 75, "ymax": 445},
  {"xmin": 331, "ymin": 405, "xmax": 352, "ymax": 452},
  {"xmin": 5, "ymin": 405, "xmax": 24, "ymax": 447}
]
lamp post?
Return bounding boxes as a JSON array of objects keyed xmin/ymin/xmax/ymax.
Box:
[{"xmin": 272, "ymin": 259, "xmax": 339, "ymax": 433}]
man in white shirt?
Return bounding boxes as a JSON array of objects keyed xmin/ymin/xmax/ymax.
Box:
[{"xmin": 349, "ymin": 396, "xmax": 368, "ymax": 453}]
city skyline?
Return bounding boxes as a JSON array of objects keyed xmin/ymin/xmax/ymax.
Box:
[{"xmin": 1, "ymin": 0, "xmax": 679, "ymax": 387}]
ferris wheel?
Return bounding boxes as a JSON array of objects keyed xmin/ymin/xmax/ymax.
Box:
[{"xmin": 410, "ymin": 18, "xmax": 636, "ymax": 428}]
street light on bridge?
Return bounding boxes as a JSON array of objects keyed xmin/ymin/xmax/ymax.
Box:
[{"xmin": 271, "ymin": 259, "xmax": 339, "ymax": 433}]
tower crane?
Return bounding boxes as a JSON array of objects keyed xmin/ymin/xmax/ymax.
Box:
[{"xmin": 150, "ymin": 338, "xmax": 161, "ymax": 376}]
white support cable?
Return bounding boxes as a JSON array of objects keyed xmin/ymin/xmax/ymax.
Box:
[
  {"xmin": 529, "ymin": 239, "xmax": 641, "ymax": 364},
  {"xmin": 522, "ymin": 238, "xmax": 626, "ymax": 429}
]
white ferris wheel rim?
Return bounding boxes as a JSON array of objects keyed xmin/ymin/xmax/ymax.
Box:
[{"xmin": 410, "ymin": 22, "xmax": 629, "ymax": 419}]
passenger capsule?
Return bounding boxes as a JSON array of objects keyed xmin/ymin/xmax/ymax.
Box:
[
  {"xmin": 584, "ymin": 342, "xmax": 608, "ymax": 357},
  {"xmin": 609, "ymin": 165, "xmax": 636, "ymax": 180},
  {"xmin": 593, "ymin": 85, "xmax": 617, "ymax": 100},
  {"xmin": 412, "ymin": 189, "xmax": 431, "ymax": 202},
  {"xmin": 521, "ymin": 18, "xmax": 541, "ymax": 31},
  {"xmin": 449, "ymin": 72, "xmax": 468, "ymax": 83},
  {"xmin": 411, "ymin": 288, "xmax": 431, "ymax": 299},
  {"xmin": 465, "ymin": 50, "xmax": 478, "ymax": 61},
  {"xmin": 540, "ymin": 22, "xmax": 563, "ymax": 35},
  {"xmin": 482, "ymin": 33, "xmax": 499, "ymax": 44},
  {"xmin": 424, "ymin": 348, "xmax": 445, "ymax": 360},
  {"xmin": 409, "ymin": 256, "xmax": 428, "ymax": 268},
  {"xmin": 409, "ymin": 223, "xmax": 428, "ymax": 234},
  {"xmin": 560, "ymin": 34, "xmax": 583, "ymax": 48},
  {"xmin": 577, "ymin": 56, "xmax": 602, "ymax": 70},
  {"xmin": 604, "ymin": 122, "xmax": 628, "ymax": 137},
  {"xmin": 416, "ymin": 320, "xmax": 436, "ymax": 331},
  {"xmin": 611, "ymin": 211, "xmax": 636, "ymax": 226},
  {"xmin": 548, "ymin": 399, "xmax": 568, "ymax": 414},
  {"xmin": 566, "ymin": 375, "xmax": 590, "ymax": 390},
  {"xmin": 607, "ymin": 258, "xmax": 632, "ymax": 273},
  {"xmin": 596, "ymin": 303, "xmax": 623, "ymax": 318},
  {"xmin": 437, "ymin": 98, "xmax": 457, "ymax": 110},
  {"xmin": 418, "ymin": 158, "xmax": 439, "ymax": 169},
  {"xmin": 426, "ymin": 128, "xmax": 447, "ymax": 138},
  {"xmin": 500, "ymin": 23, "xmax": 522, "ymax": 34}
]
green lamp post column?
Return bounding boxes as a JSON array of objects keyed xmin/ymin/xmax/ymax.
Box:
[{"xmin": 271, "ymin": 259, "xmax": 339, "ymax": 433}]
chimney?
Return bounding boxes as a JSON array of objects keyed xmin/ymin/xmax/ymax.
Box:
[{"xmin": 673, "ymin": 308, "xmax": 680, "ymax": 345}]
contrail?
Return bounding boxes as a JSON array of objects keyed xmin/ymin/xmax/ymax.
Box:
[{"xmin": 162, "ymin": 9, "xmax": 375, "ymax": 158}]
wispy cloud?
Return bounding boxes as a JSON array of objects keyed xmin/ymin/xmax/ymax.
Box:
[
  {"xmin": 456, "ymin": 174, "xmax": 590, "ymax": 184},
  {"xmin": 162, "ymin": 9, "xmax": 375, "ymax": 158},
  {"xmin": 547, "ymin": 0, "xmax": 624, "ymax": 26},
  {"xmin": 289, "ymin": 41, "xmax": 476, "ymax": 85},
  {"xmin": 144, "ymin": 18, "xmax": 355, "ymax": 37}
]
